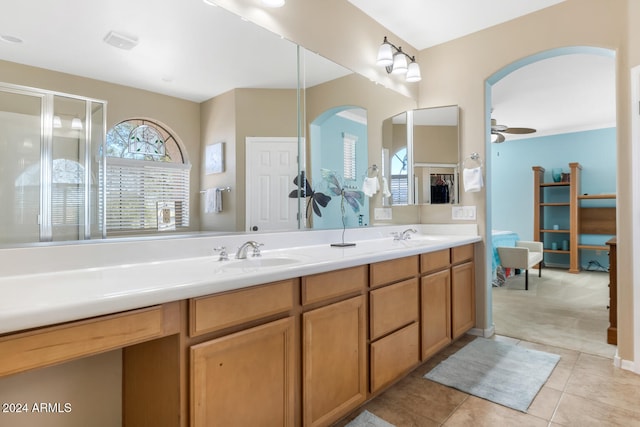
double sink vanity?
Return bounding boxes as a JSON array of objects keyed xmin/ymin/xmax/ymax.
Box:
[{"xmin": 0, "ymin": 224, "xmax": 480, "ymax": 427}]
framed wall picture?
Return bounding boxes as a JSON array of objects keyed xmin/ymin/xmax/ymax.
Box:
[{"xmin": 206, "ymin": 142, "xmax": 225, "ymax": 174}]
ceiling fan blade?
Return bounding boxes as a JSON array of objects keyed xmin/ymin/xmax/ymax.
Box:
[{"xmin": 504, "ymin": 127, "xmax": 536, "ymax": 134}]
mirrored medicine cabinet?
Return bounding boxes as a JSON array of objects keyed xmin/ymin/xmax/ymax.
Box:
[{"xmin": 381, "ymin": 105, "xmax": 460, "ymax": 206}]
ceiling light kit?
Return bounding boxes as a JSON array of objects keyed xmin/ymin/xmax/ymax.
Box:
[{"xmin": 376, "ymin": 36, "xmax": 421, "ymax": 82}]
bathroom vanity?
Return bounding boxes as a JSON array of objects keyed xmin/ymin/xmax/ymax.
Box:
[{"xmin": 0, "ymin": 226, "xmax": 479, "ymax": 427}]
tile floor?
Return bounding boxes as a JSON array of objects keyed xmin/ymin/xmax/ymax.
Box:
[
  {"xmin": 334, "ymin": 268, "xmax": 639, "ymax": 426},
  {"xmin": 335, "ymin": 334, "xmax": 640, "ymax": 426}
]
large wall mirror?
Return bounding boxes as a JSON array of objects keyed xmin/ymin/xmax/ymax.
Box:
[
  {"xmin": 381, "ymin": 105, "xmax": 460, "ymax": 205},
  {"xmin": 0, "ymin": 1, "xmax": 416, "ymax": 248}
]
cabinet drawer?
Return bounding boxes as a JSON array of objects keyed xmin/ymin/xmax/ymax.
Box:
[
  {"xmin": 302, "ymin": 265, "xmax": 366, "ymax": 306},
  {"xmin": 190, "ymin": 279, "xmax": 295, "ymax": 337},
  {"xmin": 370, "ymin": 322, "xmax": 420, "ymax": 393},
  {"xmin": 420, "ymin": 249, "xmax": 450, "ymax": 274},
  {"xmin": 370, "ymin": 256, "xmax": 419, "ymax": 288},
  {"xmin": 0, "ymin": 303, "xmax": 176, "ymax": 377},
  {"xmin": 369, "ymin": 278, "xmax": 418, "ymax": 340},
  {"xmin": 451, "ymin": 244, "xmax": 474, "ymax": 265}
]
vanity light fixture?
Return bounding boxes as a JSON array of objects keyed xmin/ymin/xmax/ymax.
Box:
[
  {"xmin": 261, "ymin": 0, "xmax": 285, "ymax": 7},
  {"xmin": 376, "ymin": 36, "xmax": 421, "ymax": 82}
]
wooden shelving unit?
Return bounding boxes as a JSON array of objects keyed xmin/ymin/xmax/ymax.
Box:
[{"xmin": 533, "ymin": 163, "xmax": 616, "ymax": 273}]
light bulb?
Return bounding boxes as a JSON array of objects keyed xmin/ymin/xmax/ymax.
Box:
[
  {"xmin": 376, "ymin": 42, "xmax": 393, "ymax": 67},
  {"xmin": 71, "ymin": 118, "xmax": 83, "ymax": 130},
  {"xmin": 406, "ymin": 61, "xmax": 422, "ymax": 82},
  {"xmin": 391, "ymin": 51, "xmax": 408, "ymax": 75}
]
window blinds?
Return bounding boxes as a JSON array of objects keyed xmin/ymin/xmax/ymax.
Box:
[
  {"xmin": 105, "ymin": 158, "xmax": 190, "ymax": 231},
  {"xmin": 343, "ymin": 133, "xmax": 357, "ymax": 180}
]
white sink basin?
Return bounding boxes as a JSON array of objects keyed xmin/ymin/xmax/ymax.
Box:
[
  {"xmin": 392, "ymin": 235, "xmax": 449, "ymax": 246},
  {"xmin": 218, "ymin": 256, "xmax": 301, "ymax": 271}
]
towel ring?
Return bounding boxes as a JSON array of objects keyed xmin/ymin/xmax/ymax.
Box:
[
  {"xmin": 463, "ymin": 153, "xmax": 483, "ymax": 169},
  {"xmin": 366, "ymin": 164, "xmax": 379, "ymax": 177}
]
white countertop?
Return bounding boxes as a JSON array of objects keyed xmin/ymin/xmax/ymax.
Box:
[{"xmin": 0, "ymin": 225, "xmax": 480, "ymax": 335}]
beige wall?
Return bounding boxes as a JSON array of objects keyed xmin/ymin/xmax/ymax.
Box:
[
  {"xmin": 413, "ymin": 126, "xmax": 458, "ymax": 164},
  {"xmin": 0, "ymin": 60, "xmax": 203, "ymax": 231},
  {"xmin": 200, "ymin": 90, "xmax": 237, "ymax": 231}
]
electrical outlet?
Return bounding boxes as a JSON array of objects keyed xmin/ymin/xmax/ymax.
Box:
[{"xmin": 452, "ymin": 206, "xmax": 476, "ymax": 220}]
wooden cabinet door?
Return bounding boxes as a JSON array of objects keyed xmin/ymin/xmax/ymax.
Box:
[
  {"xmin": 303, "ymin": 296, "xmax": 366, "ymax": 427},
  {"xmin": 421, "ymin": 269, "xmax": 451, "ymax": 360},
  {"xmin": 191, "ymin": 317, "xmax": 295, "ymax": 427},
  {"xmin": 451, "ymin": 261, "xmax": 475, "ymax": 339}
]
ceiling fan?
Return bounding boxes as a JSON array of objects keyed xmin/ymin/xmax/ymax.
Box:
[{"xmin": 491, "ymin": 118, "xmax": 536, "ymax": 143}]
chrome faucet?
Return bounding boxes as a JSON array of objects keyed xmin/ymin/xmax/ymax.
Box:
[
  {"xmin": 401, "ymin": 228, "xmax": 418, "ymax": 240},
  {"xmin": 235, "ymin": 241, "xmax": 263, "ymax": 259}
]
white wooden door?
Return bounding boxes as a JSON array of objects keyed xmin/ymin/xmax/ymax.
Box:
[{"xmin": 246, "ymin": 137, "xmax": 299, "ymax": 232}]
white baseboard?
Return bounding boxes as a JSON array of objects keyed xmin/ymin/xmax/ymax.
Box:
[
  {"xmin": 468, "ymin": 325, "xmax": 495, "ymax": 338},
  {"xmin": 614, "ymin": 348, "xmax": 638, "ymax": 372}
]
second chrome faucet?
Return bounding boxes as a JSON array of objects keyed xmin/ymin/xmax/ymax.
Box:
[
  {"xmin": 392, "ymin": 228, "xmax": 418, "ymax": 241},
  {"xmin": 235, "ymin": 241, "xmax": 263, "ymax": 259}
]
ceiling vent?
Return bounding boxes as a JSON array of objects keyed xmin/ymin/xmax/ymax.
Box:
[{"xmin": 103, "ymin": 31, "xmax": 139, "ymax": 50}]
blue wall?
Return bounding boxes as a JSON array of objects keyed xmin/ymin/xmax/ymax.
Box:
[{"xmin": 491, "ymin": 127, "xmax": 616, "ymax": 269}]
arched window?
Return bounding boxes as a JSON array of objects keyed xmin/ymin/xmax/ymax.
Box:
[
  {"xmin": 391, "ymin": 147, "xmax": 408, "ymax": 204},
  {"xmin": 105, "ymin": 119, "xmax": 191, "ymax": 233}
]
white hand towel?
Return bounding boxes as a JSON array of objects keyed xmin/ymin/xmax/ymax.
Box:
[
  {"xmin": 463, "ymin": 167, "xmax": 484, "ymax": 192},
  {"xmin": 382, "ymin": 177, "xmax": 392, "ymax": 198},
  {"xmin": 362, "ymin": 177, "xmax": 380, "ymax": 197},
  {"xmin": 205, "ymin": 188, "xmax": 223, "ymax": 213}
]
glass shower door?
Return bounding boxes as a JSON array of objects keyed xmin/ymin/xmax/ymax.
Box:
[
  {"xmin": 51, "ymin": 96, "xmax": 87, "ymax": 241},
  {"xmin": 0, "ymin": 84, "xmax": 106, "ymax": 245},
  {"xmin": 0, "ymin": 89, "xmax": 44, "ymax": 244}
]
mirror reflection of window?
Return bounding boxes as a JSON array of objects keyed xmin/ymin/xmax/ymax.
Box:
[
  {"xmin": 105, "ymin": 119, "xmax": 191, "ymax": 234},
  {"xmin": 391, "ymin": 147, "xmax": 408, "ymax": 205}
]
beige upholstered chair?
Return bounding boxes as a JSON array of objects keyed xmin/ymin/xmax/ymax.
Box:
[{"xmin": 497, "ymin": 241, "xmax": 544, "ymax": 290}]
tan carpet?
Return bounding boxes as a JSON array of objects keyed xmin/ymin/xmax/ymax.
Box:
[{"xmin": 492, "ymin": 267, "xmax": 617, "ymax": 358}]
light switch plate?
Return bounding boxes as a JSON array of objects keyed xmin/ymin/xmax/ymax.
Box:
[{"xmin": 452, "ymin": 206, "xmax": 476, "ymax": 220}]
